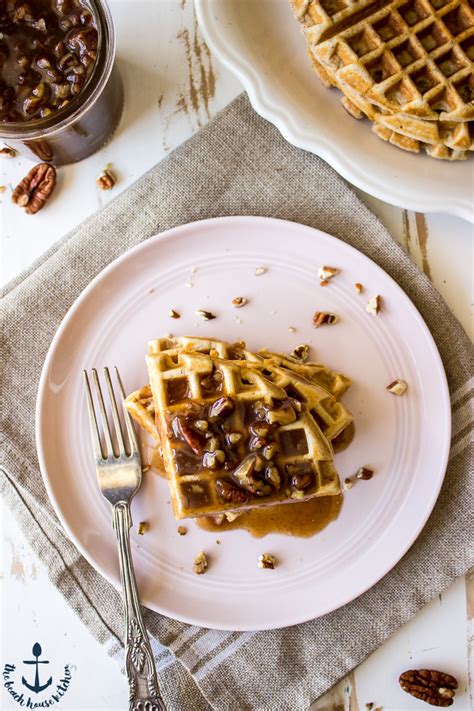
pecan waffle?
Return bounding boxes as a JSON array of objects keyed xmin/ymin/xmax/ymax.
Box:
[
  {"xmin": 145, "ymin": 348, "xmax": 343, "ymax": 519},
  {"xmin": 311, "ymin": 50, "xmax": 473, "ymax": 157},
  {"xmin": 291, "ymin": 0, "xmax": 473, "ymax": 159},
  {"xmin": 125, "ymin": 337, "xmax": 352, "ymax": 443},
  {"xmin": 125, "ymin": 337, "xmax": 353, "ymax": 519}
]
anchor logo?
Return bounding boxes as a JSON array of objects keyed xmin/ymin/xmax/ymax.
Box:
[{"xmin": 21, "ymin": 642, "xmax": 53, "ymax": 694}]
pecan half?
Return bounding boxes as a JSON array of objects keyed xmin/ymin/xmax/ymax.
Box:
[
  {"xmin": 215, "ymin": 478, "xmax": 249, "ymax": 504},
  {"xmin": 12, "ymin": 163, "xmax": 56, "ymax": 215},
  {"xmin": 399, "ymin": 669, "xmax": 458, "ymax": 707},
  {"xmin": 173, "ymin": 416, "xmax": 204, "ymax": 455}
]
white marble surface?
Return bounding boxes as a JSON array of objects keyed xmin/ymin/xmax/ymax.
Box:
[{"xmin": 1, "ymin": 1, "xmax": 473, "ymax": 709}]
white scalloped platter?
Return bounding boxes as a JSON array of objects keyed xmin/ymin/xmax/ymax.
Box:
[
  {"xmin": 36, "ymin": 217, "xmax": 451, "ymax": 630},
  {"xmin": 195, "ymin": 0, "xmax": 473, "ymax": 223}
]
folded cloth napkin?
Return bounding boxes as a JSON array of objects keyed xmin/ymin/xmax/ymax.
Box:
[{"xmin": 1, "ymin": 94, "xmax": 473, "ymax": 711}]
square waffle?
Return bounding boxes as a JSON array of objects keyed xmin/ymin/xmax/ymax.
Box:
[
  {"xmin": 145, "ymin": 348, "xmax": 343, "ymax": 519},
  {"xmin": 125, "ymin": 337, "xmax": 353, "ymax": 520}
]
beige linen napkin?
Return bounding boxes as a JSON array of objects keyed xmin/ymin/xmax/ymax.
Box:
[{"xmin": 1, "ymin": 94, "xmax": 473, "ymax": 711}]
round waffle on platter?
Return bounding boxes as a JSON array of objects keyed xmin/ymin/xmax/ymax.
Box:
[{"xmin": 291, "ymin": 0, "xmax": 473, "ymax": 159}]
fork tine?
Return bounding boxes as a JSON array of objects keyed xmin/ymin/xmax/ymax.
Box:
[
  {"xmin": 114, "ymin": 367, "xmax": 139, "ymax": 455},
  {"xmin": 91, "ymin": 368, "xmax": 114, "ymax": 458},
  {"xmin": 103, "ymin": 367, "xmax": 127, "ymax": 456},
  {"xmin": 83, "ymin": 370, "xmax": 104, "ymax": 460}
]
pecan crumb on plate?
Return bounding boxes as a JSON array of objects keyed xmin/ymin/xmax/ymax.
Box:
[
  {"xmin": 356, "ymin": 467, "xmax": 374, "ymax": 481},
  {"xmin": 317, "ymin": 265, "xmax": 339, "ymax": 281},
  {"xmin": 291, "ymin": 344, "xmax": 309, "ymax": 362},
  {"xmin": 313, "ymin": 311, "xmax": 338, "ymax": 327},
  {"xmin": 232, "ymin": 296, "xmax": 248, "ymax": 308},
  {"xmin": 195, "ymin": 309, "xmax": 216, "ymax": 321},
  {"xmin": 177, "ymin": 525, "xmax": 187, "ymax": 536},
  {"xmin": 355, "ymin": 282, "xmax": 364, "ymax": 294},
  {"xmin": 168, "ymin": 309, "xmax": 181, "ymax": 319},
  {"xmin": 193, "ymin": 551, "xmax": 208, "ymax": 575},
  {"xmin": 255, "ymin": 267, "xmax": 267, "ymax": 276},
  {"xmin": 387, "ymin": 379, "xmax": 408, "ymax": 395},
  {"xmin": 367, "ymin": 294, "xmax": 382, "ymax": 315},
  {"xmin": 258, "ymin": 553, "xmax": 276, "ymax": 569},
  {"xmin": 137, "ymin": 521, "xmax": 149, "ymax": 535}
]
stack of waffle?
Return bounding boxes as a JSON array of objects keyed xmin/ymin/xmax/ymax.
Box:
[
  {"xmin": 125, "ymin": 336, "xmax": 353, "ymax": 520},
  {"xmin": 290, "ymin": 0, "xmax": 473, "ymax": 159}
]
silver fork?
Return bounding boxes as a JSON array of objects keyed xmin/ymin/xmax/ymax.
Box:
[{"xmin": 84, "ymin": 367, "xmax": 165, "ymax": 711}]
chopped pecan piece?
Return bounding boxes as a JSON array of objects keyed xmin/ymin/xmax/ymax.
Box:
[
  {"xmin": 266, "ymin": 401, "xmax": 296, "ymax": 425},
  {"xmin": 209, "ymin": 397, "xmax": 234, "ymax": 418},
  {"xmin": 343, "ymin": 477, "xmax": 354, "ymax": 490},
  {"xmin": 195, "ymin": 309, "xmax": 216, "ymax": 321},
  {"xmin": 177, "ymin": 525, "xmax": 187, "ymax": 536},
  {"xmin": 232, "ymin": 296, "xmax": 248, "ymax": 308},
  {"xmin": 313, "ymin": 311, "xmax": 338, "ymax": 327},
  {"xmin": 367, "ymin": 294, "xmax": 382, "ymax": 315},
  {"xmin": 225, "ymin": 511, "xmax": 243, "ymax": 522},
  {"xmin": 12, "ymin": 163, "xmax": 56, "ymax": 215},
  {"xmin": 97, "ymin": 168, "xmax": 116, "ymax": 190},
  {"xmin": 168, "ymin": 309, "xmax": 180, "ymax": 319},
  {"xmin": 317, "ymin": 265, "xmax": 339, "ymax": 280},
  {"xmin": 291, "ymin": 470, "xmax": 313, "ymax": 490},
  {"xmin": 387, "ymin": 379, "xmax": 408, "ymax": 396},
  {"xmin": 255, "ymin": 267, "xmax": 266, "ymax": 276},
  {"xmin": 193, "ymin": 551, "xmax": 208, "ymax": 575},
  {"xmin": 356, "ymin": 467, "xmax": 374, "ymax": 480},
  {"xmin": 264, "ymin": 465, "xmax": 281, "ymax": 490},
  {"xmin": 355, "ymin": 282, "xmax": 364, "ymax": 294},
  {"xmin": 399, "ymin": 669, "xmax": 458, "ymax": 707},
  {"xmin": 233, "ymin": 454, "xmax": 271, "ymax": 496},
  {"xmin": 215, "ymin": 478, "xmax": 249, "ymax": 504},
  {"xmin": 291, "ymin": 344, "xmax": 309, "ymax": 362},
  {"xmin": 258, "ymin": 553, "xmax": 276, "ymax": 569},
  {"xmin": 194, "ymin": 419, "xmax": 208, "ymax": 432},
  {"xmin": 137, "ymin": 521, "xmax": 149, "ymax": 535}
]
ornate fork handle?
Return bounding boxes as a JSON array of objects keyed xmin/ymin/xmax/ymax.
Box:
[{"xmin": 113, "ymin": 501, "xmax": 166, "ymax": 711}]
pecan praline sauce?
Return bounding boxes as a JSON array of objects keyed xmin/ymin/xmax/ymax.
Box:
[
  {"xmin": 0, "ymin": 0, "xmax": 123, "ymax": 164},
  {"xmin": 0, "ymin": 0, "xmax": 98, "ymax": 122}
]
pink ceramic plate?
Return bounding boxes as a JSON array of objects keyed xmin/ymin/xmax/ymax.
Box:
[{"xmin": 36, "ymin": 217, "xmax": 451, "ymax": 630}]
